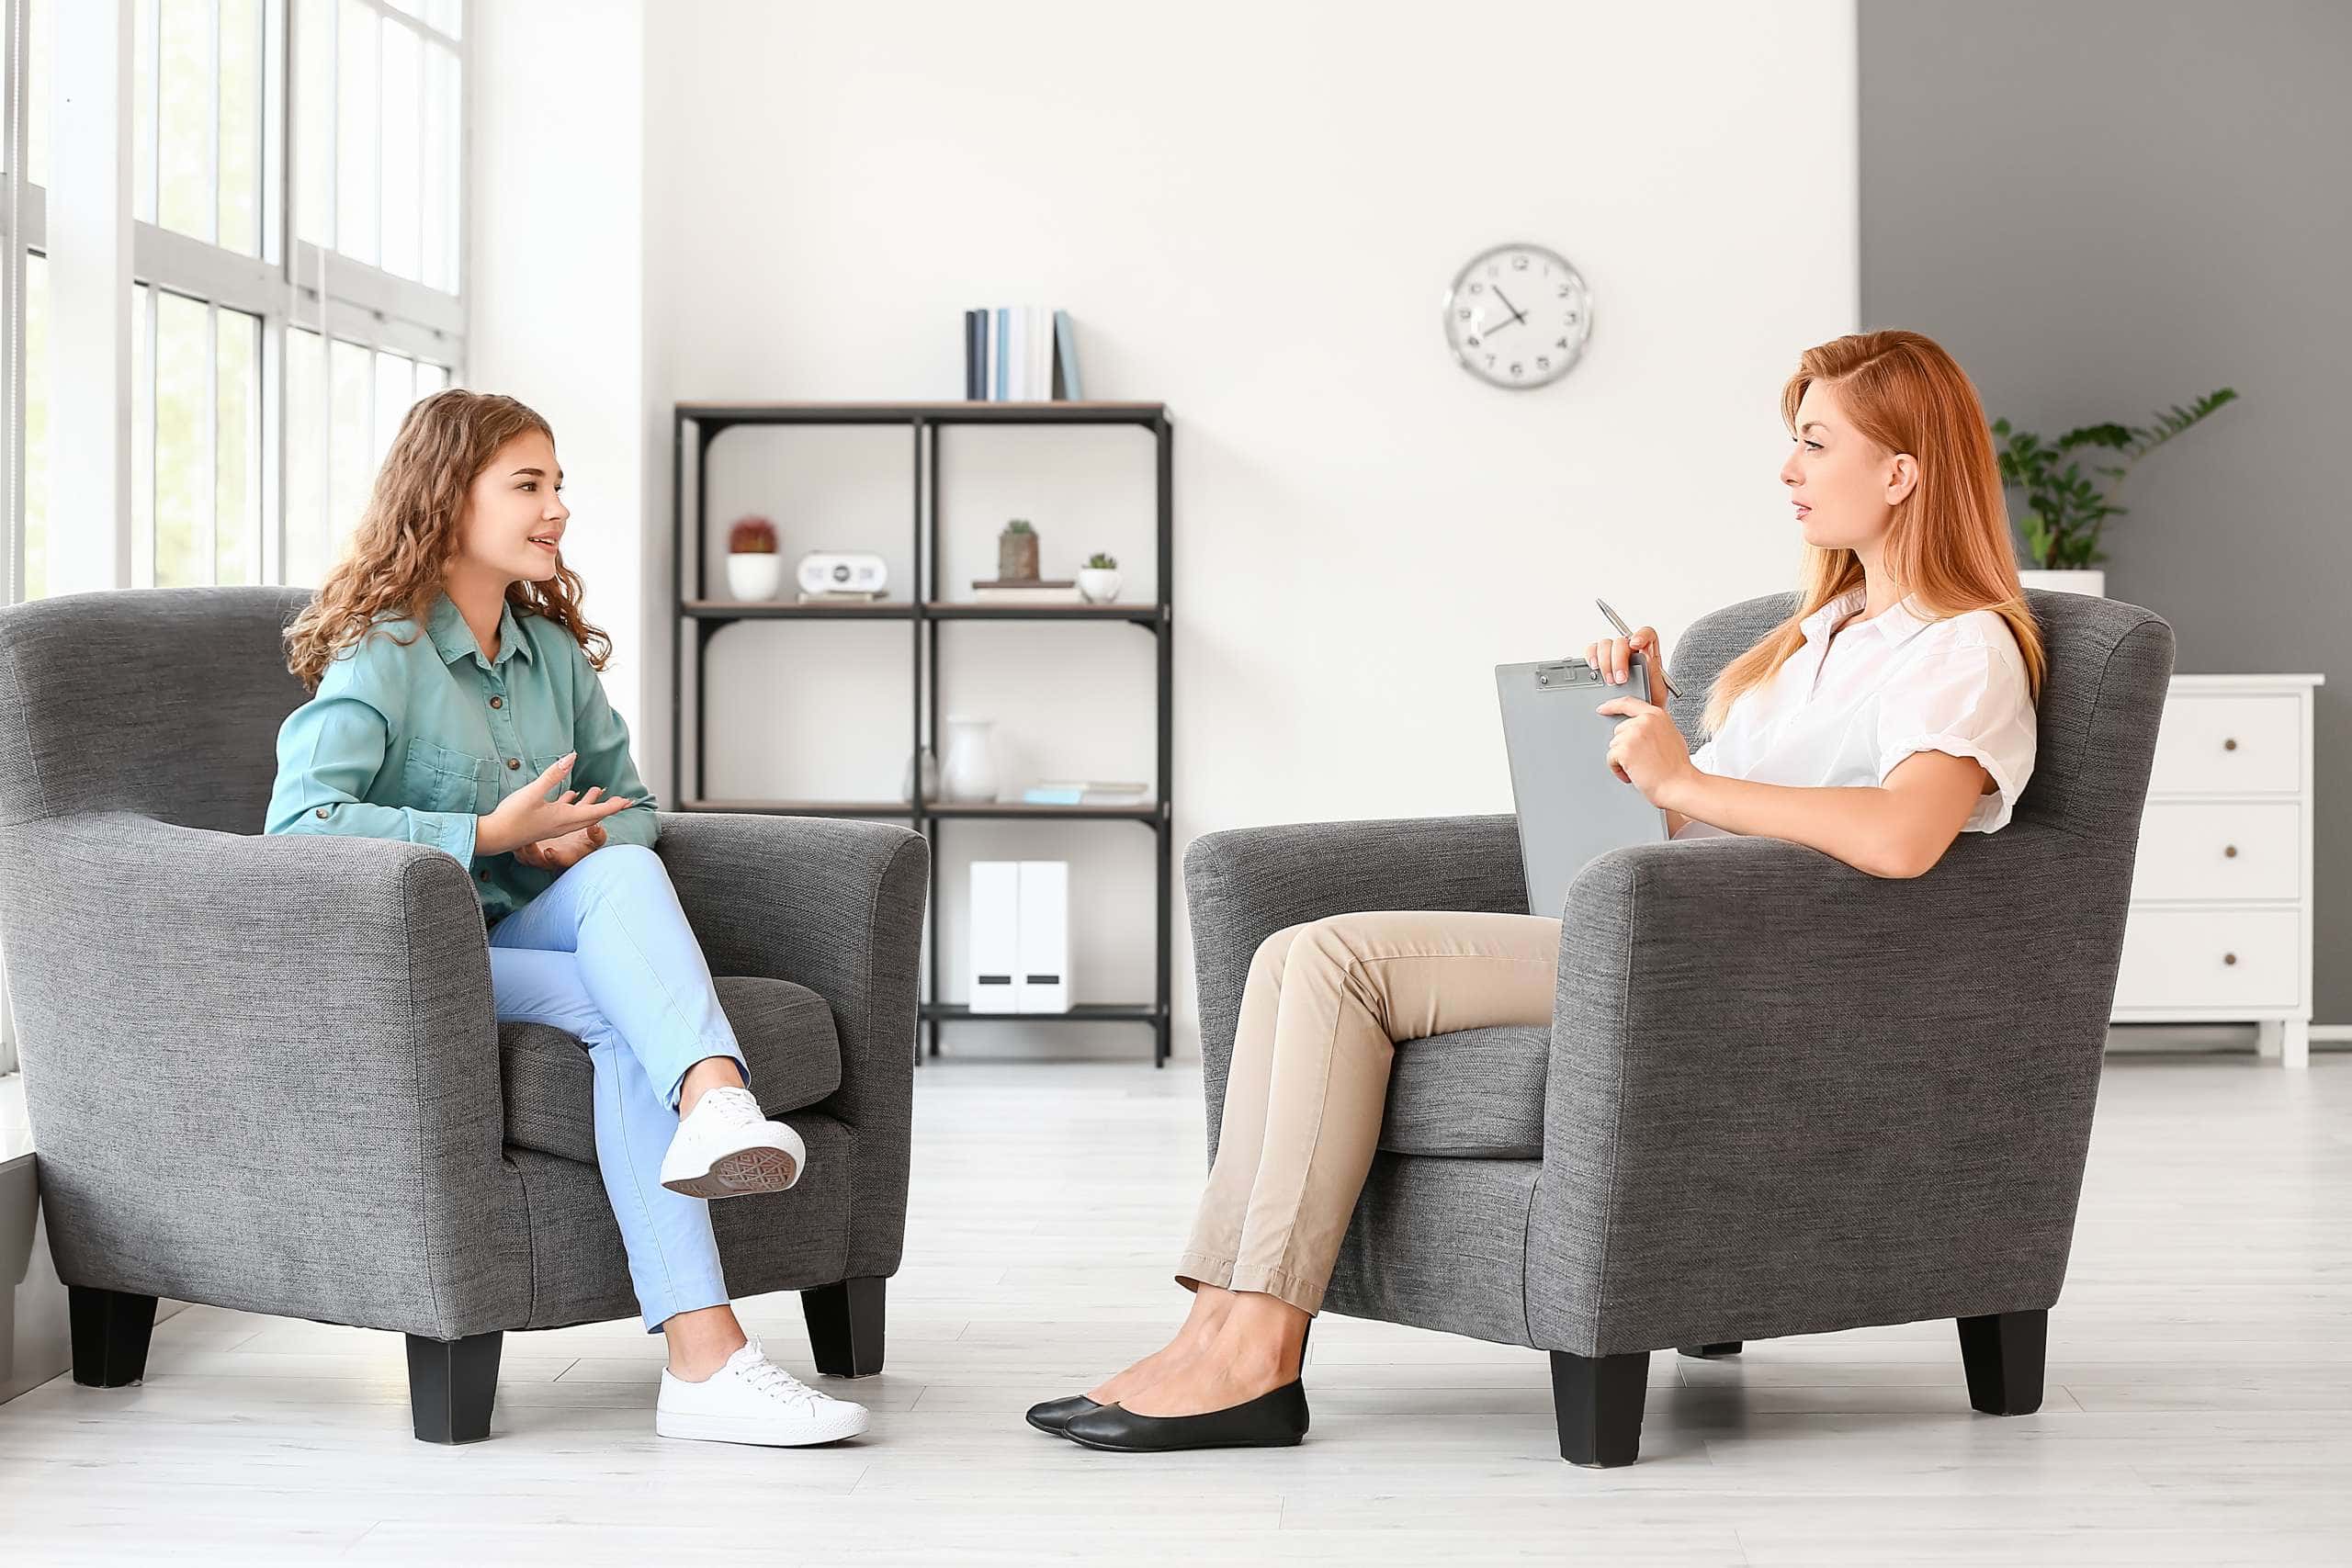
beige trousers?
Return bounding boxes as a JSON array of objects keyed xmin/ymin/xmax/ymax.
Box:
[{"xmin": 1176, "ymin": 909, "xmax": 1564, "ymax": 1314}]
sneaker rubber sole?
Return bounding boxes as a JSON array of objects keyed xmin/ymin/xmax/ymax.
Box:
[
  {"xmin": 662, "ymin": 1144, "xmax": 800, "ymax": 1200},
  {"xmin": 654, "ymin": 1403, "xmax": 869, "ymax": 1447}
]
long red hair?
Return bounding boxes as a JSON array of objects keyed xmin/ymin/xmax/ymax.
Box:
[{"xmin": 1702, "ymin": 330, "xmax": 2046, "ymax": 735}]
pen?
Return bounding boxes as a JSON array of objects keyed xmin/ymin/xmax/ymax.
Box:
[{"xmin": 1594, "ymin": 596, "xmax": 1681, "ymax": 700}]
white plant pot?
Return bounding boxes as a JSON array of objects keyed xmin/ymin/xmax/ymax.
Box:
[
  {"xmin": 1077, "ymin": 568, "xmax": 1124, "ymax": 604},
  {"xmin": 726, "ymin": 553, "xmax": 785, "ymax": 601},
  {"xmin": 2018, "ymin": 568, "xmax": 2105, "ymax": 597},
  {"xmin": 940, "ymin": 716, "xmax": 999, "ymax": 804}
]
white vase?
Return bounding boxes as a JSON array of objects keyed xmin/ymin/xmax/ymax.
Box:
[
  {"xmin": 940, "ymin": 716, "xmax": 999, "ymax": 804},
  {"xmin": 1077, "ymin": 568, "xmax": 1124, "ymax": 604},
  {"xmin": 726, "ymin": 553, "xmax": 785, "ymax": 601},
  {"xmin": 2018, "ymin": 568, "xmax": 2106, "ymax": 597}
]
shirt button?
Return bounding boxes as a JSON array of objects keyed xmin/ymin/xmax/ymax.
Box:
[
  {"xmin": 489, "ymin": 696, "xmax": 503, "ymax": 709},
  {"xmin": 314, "ymin": 807, "xmax": 329, "ymax": 818},
  {"xmin": 506, "ymin": 758, "xmax": 520, "ymax": 770}
]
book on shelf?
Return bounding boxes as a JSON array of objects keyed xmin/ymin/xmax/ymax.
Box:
[
  {"xmin": 797, "ymin": 589, "xmax": 889, "ymax": 604},
  {"xmin": 969, "ymin": 578, "xmax": 1083, "ymax": 605},
  {"xmin": 963, "ymin": 306, "xmax": 1084, "ymax": 402},
  {"xmin": 1023, "ymin": 781, "xmax": 1151, "ymax": 807}
]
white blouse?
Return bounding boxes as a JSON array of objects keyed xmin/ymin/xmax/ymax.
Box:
[{"xmin": 1670, "ymin": 586, "xmax": 2037, "ymax": 840}]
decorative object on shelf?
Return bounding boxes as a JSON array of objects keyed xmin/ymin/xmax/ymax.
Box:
[
  {"xmin": 998, "ymin": 519, "xmax": 1041, "ymax": 581},
  {"xmin": 1078, "ymin": 552, "xmax": 1122, "ymax": 604},
  {"xmin": 900, "ymin": 746, "xmax": 939, "ymax": 806},
  {"xmin": 1444, "ymin": 242, "xmax": 1591, "ymax": 390},
  {"xmin": 1993, "ymin": 388, "xmax": 2239, "ymax": 595},
  {"xmin": 797, "ymin": 549, "xmax": 888, "ymax": 598},
  {"xmin": 965, "ymin": 306, "xmax": 1083, "ymax": 401},
  {"xmin": 940, "ymin": 716, "xmax": 1001, "ymax": 803},
  {"xmin": 971, "ymin": 578, "xmax": 1081, "ymax": 605},
  {"xmin": 1023, "ymin": 779, "xmax": 1149, "ymax": 807},
  {"xmin": 726, "ymin": 516, "xmax": 783, "ymax": 601}
]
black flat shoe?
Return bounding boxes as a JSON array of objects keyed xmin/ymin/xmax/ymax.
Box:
[
  {"xmin": 1024, "ymin": 1393, "xmax": 1102, "ymax": 1436},
  {"xmin": 1060, "ymin": 1381, "xmax": 1309, "ymax": 1453}
]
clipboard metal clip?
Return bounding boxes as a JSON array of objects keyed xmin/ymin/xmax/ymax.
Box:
[{"xmin": 1532, "ymin": 658, "xmax": 1607, "ymax": 692}]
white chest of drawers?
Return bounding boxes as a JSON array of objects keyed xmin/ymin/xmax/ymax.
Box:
[{"xmin": 2112, "ymin": 673, "xmax": 2324, "ymax": 1066}]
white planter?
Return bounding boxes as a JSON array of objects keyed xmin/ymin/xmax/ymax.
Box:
[
  {"xmin": 2019, "ymin": 568, "xmax": 2106, "ymax": 597},
  {"xmin": 940, "ymin": 716, "xmax": 999, "ymax": 803},
  {"xmin": 726, "ymin": 553, "xmax": 785, "ymax": 601},
  {"xmin": 1077, "ymin": 568, "xmax": 1124, "ymax": 604}
]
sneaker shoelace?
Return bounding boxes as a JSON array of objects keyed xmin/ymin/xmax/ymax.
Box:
[
  {"xmin": 733, "ymin": 1352, "xmax": 828, "ymax": 1413},
  {"xmin": 695, "ymin": 1086, "xmax": 764, "ymax": 1128}
]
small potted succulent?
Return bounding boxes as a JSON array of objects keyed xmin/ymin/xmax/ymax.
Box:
[
  {"xmin": 726, "ymin": 516, "xmax": 783, "ymax": 601},
  {"xmin": 1078, "ymin": 551, "xmax": 1122, "ymax": 604},
  {"xmin": 998, "ymin": 519, "xmax": 1040, "ymax": 582}
]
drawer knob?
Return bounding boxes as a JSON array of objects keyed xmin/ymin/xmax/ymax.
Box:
[
  {"xmin": 2223, "ymin": 952, "xmax": 2238, "ymax": 965},
  {"xmin": 2223, "ymin": 738, "xmax": 2238, "ymax": 751},
  {"xmin": 2224, "ymin": 844, "xmax": 2239, "ymax": 858}
]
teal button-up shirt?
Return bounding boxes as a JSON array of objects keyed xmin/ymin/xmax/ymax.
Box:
[{"xmin": 265, "ymin": 589, "xmax": 660, "ymax": 925}]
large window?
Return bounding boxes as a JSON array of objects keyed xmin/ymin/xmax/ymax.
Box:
[{"xmin": 1, "ymin": 0, "xmax": 467, "ymax": 1071}]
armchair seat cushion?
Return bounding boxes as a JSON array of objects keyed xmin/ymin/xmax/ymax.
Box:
[
  {"xmin": 500, "ymin": 976, "xmax": 842, "ymax": 1168},
  {"xmin": 1377, "ymin": 1023, "xmax": 1549, "ymax": 1159}
]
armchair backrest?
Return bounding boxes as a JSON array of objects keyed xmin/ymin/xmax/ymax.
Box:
[
  {"xmin": 0, "ymin": 587, "xmax": 315, "ymax": 832},
  {"xmin": 1668, "ymin": 587, "xmax": 2177, "ymax": 861}
]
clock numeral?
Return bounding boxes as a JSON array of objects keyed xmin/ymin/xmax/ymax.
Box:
[
  {"xmin": 1537, "ymin": 355, "xmax": 1551, "ymax": 371},
  {"xmin": 1457, "ymin": 308, "xmax": 1471, "ymax": 321},
  {"xmin": 1557, "ymin": 284, "xmax": 1573, "ymax": 298},
  {"xmin": 1469, "ymin": 281, "xmax": 1485, "ymax": 294},
  {"xmin": 1510, "ymin": 362, "xmax": 1524, "ymax": 378},
  {"xmin": 1466, "ymin": 335, "xmax": 1481, "ymax": 348},
  {"xmin": 1511, "ymin": 255, "xmax": 1530, "ymax": 270},
  {"xmin": 1566, "ymin": 311, "xmax": 1579, "ymax": 323},
  {"xmin": 1555, "ymin": 337, "xmax": 1570, "ymax": 349},
  {"xmin": 1486, "ymin": 354, "xmax": 1496, "ymax": 367}
]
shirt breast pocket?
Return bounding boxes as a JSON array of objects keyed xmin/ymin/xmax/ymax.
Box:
[{"xmin": 403, "ymin": 739, "xmax": 495, "ymax": 815}]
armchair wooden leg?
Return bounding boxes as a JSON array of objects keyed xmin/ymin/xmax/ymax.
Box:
[
  {"xmin": 1549, "ymin": 1349, "xmax": 1649, "ymax": 1467},
  {"xmin": 1956, "ymin": 1309, "xmax": 2047, "ymax": 1416},
  {"xmin": 69, "ymin": 1286, "xmax": 158, "ymax": 1387},
  {"xmin": 406, "ymin": 1331, "xmax": 503, "ymax": 1443},
  {"xmin": 802, "ymin": 1277, "xmax": 887, "ymax": 1378},
  {"xmin": 1677, "ymin": 1341, "xmax": 1743, "ymax": 1359}
]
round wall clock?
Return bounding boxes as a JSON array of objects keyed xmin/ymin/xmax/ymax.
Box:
[{"xmin": 1443, "ymin": 243, "xmax": 1592, "ymax": 389}]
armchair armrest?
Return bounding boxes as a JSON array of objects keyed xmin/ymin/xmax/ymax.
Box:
[
  {"xmin": 0, "ymin": 811, "xmax": 526, "ymax": 1340},
  {"xmin": 653, "ymin": 812, "xmax": 928, "ymax": 1278},
  {"xmin": 1183, "ymin": 814, "xmax": 1526, "ymax": 1158},
  {"xmin": 1526, "ymin": 823, "xmax": 2122, "ymax": 1357}
]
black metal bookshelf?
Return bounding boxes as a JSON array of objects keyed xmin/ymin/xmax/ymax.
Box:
[{"xmin": 670, "ymin": 401, "xmax": 1175, "ymax": 1066}]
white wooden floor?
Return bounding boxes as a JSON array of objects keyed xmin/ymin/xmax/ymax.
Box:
[{"xmin": 2, "ymin": 1053, "xmax": 2347, "ymax": 1564}]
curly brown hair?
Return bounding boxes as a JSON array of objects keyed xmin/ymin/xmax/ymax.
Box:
[{"xmin": 281, "ymin": 389, "xmax": 614, "ymax": 692}]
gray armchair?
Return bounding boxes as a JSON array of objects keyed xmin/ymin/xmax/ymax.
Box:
[
  {"xmin": 0, "ymin": 587, "xmax": 927, "ymax": 1442},
  {"xmin": 1185, "ymin": 588, "xmax": 2174, "ymax": 1465}
]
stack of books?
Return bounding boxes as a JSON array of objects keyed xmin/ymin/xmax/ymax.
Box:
[
  {"xmin": 971, "ymin": 578, "xmax": 1083, "ymax": 605},
  {"xmin": 965, "ymin": 307, "xmax": 1084, "ymax": 401},
  {"xmin": 1022, "ymin": 780, "xmax": 1150, "ymax": 807}
]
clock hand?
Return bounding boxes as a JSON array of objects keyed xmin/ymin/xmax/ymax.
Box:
[{"xmin": 1491, "ymin": 286, "xmax": 1531, "ymax": 326}]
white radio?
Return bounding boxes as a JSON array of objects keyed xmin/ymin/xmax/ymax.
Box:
[{"xmin": 796, "ymin": 551, "xmax": 889, "ymax": 596}]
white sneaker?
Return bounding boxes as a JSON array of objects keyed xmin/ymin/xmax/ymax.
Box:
[
  {"xmin": 655, "ymin": 1337, "xmax": 870, "ymax": 1447},
  {"xmin": 659, "ymin": 1085, "xmax": 807, "ymax": 1199}
]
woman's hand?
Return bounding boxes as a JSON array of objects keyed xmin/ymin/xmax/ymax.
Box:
[
  {"xmin": 514, "ymin": 821, "xmax": 607, "ymax": 874},
  {"xmin": 478, "ymin": 751, "xmax": 639, "ymax": 857},
  {"xmin": 1597, "ymin": 694, "xmax": 1700, "ymax": 810},
  {"xmin": 1585, "ymin": 625, "xmax": 1667, "ymax": 688}
]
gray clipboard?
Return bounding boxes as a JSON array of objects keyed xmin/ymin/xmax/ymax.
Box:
[{"xmin": 1495, "ymin": 652, "xmax": 1670, "ymax": 918}]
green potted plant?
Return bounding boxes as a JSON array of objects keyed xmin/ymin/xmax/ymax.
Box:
[
  {"xmin": 1078, "ymin": 551, "xmax": 1121, "ymax": 604},
  {"xmin": 726, "ymin": 515, "xmax": 782, "ymax": 601},
  {"xmin": 1991, "ymin": 388, "xmax": 2237, "ymax": 597}
]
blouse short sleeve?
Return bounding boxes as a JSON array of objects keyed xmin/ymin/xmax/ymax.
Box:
[{"xmin": 1875, "ymin": 640, "xmax": 2038, "ymax": 832}]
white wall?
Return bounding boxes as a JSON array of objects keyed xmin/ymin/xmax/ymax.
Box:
[
  {"xmin": 631, "ymin": 0, "xmax": 1860, "ymax": 1059},
  {"xmin": 466, "ymin": 0, "xmax": 650, "ymax": 742}
]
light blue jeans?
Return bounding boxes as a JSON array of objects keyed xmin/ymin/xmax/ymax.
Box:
[{"xmin": 486, "ymin": 842, "xmax": 748, "ymax": 1332}]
